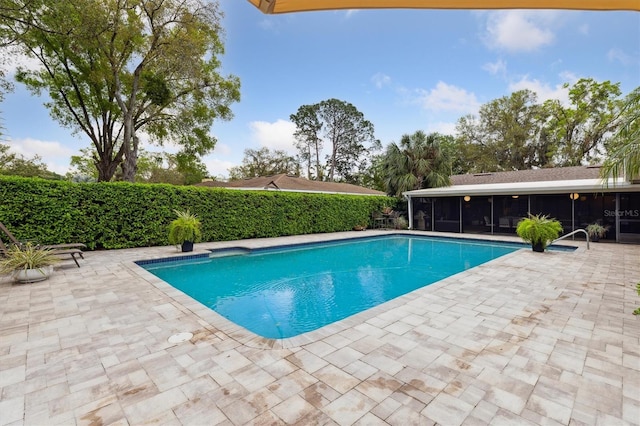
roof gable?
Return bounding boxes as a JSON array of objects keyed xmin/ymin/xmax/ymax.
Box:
[{"xmin": 195, "ymin": 174, "xmax": 385, "ymax": 196}]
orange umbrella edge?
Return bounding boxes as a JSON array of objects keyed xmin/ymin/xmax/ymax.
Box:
[{"xmin": 247, "ymin": 0, "xmax": 640, "ymax": 13}]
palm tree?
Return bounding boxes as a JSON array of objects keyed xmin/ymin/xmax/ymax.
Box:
[
  {"xmin": 381, "ymin": 131, "xmax": 452, "ymax": 197},
  {"xmin": 601, "ymin": 87, "xmax": 640, "ymax": 182}
]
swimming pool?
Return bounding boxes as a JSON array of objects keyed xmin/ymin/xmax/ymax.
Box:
[{"xmin": 139, "ymin": 235, "xmax": 540, "ymax": 339}]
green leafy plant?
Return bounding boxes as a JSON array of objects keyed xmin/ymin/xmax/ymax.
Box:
[
  {"xmin": 633, "ymin": 283, "xmax": 640, "ymax": 316},
  {"xmin": 516, "ymin": 213, "xmax": 563, "ymax": 252},
  {"xmin": 168, "ymin": 209, "xmax": 202, "ymax": 246},
  {"xmin": 0, "ymin": 175, "xmax": 391, "ymax": 249},
  {"xmin": 395, "ymin": 216, "xmax": 409, "ymax": 230},
  {"xmin": 586, "ymin": 223, "xmax": 609, "ymax": 240},
  {"xmin": 0, "ymin": 242, "xmax": 59, "ymax": 273}
]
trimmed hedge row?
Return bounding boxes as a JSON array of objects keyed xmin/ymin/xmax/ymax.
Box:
[{"xmin": 0, "ymin": 176, "xmax": 392, "ymax": 250}]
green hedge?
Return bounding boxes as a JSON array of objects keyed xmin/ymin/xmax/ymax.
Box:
[{"xmin": 0, "ymin": 176, "xmax": 392, "ymax": 250}]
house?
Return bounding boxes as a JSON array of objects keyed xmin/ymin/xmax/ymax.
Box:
[
  {"xmin": 403, "ymin": 166, "xmax": 640, "ymax": 243},
  {"xmin": 195, "ymin": 174, "xmax": 385, "ymax": 196}
]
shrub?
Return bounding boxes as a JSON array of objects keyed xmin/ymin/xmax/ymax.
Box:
[
  {"xmin": 0, "ymin": 176, "xmax": 392, "ymax": 250},
  {"xmin": 516, "ymin": 213, "xmax": 563, "ymax": 252},
  {"xmin": 168, "ymin": 210, "xmax": 202, "ymax": 246}
]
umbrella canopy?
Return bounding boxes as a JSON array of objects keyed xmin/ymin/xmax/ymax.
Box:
[{"xmin": 248, "ymin": 0, "xmax": 640, "ymax": 13}]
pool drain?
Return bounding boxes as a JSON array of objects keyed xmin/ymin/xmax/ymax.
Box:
[{"xmin": 168, "ymin": 332, "xmax": 193, "ymax": 343}]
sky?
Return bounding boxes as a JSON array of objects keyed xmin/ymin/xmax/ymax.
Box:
[{"xmin": 1, "ymin": 2, "xmax": 639, "ymax": 178}]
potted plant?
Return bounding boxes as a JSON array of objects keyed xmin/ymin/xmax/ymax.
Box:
[
  {"xmin": 168, "ymin": 209, "xmax": 202, "ymax": 252},
  {"xmin": 585, "ymin": 223, "xmax": 609, "ymax": 242},
  {"xmin": 395, "ymin": 216, "xmax": 409, "ymax": 230},
  {"xmin": 0, "ymin": 243, "xmax": 59, "ymax": 283},
  {"xmin": 515, "ymin": 213, "xmax": 563, "ymax": 252}
]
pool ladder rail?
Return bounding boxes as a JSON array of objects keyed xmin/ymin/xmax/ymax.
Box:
[{"xmin": 551, "ymin": 228, "xmax": 589, "ymax": 250}]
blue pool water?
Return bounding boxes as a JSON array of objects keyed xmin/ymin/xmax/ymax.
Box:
[{"xmin": 139, "ymin": 235, "xmax": 540, "ymax": 339}]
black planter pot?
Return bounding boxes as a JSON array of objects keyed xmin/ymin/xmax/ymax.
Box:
[
  {"xmin": 532, "ymin": 241, "xmax": 545, "ymax": 252},
  {"xmin": 181, "ymin": 241, "xmax": 194, "ymax": 252}
]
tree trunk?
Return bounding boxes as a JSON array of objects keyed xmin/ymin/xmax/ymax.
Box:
[
  {"xmin": 113, "ymin": 66, "xmax": 141, "ymax": 182},
  {"xmin": 314, "ymin": 139, "xmax": 322, "ymax": 180},
  {"xmin": 95, "ymin": 154, "xmax": 120, "ymax": 182},
  {"xmin": 121, "ymin": 135, "xmax": 139, "ymax": 182},
  {"xmin": 327, "ymin": 147, "xmax": 335, "ymax": 182},
  {"xmin": 306, "ymin": 145, "xmax": 312, "ymax": 180}
]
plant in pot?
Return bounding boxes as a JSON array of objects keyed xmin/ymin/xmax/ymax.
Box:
[
  {"xmin": 395, "ymin": 216, "xmax": 409, "ymax": 230},
  {"xmin": 515, "ymin": 213, "xmax": 563, "ymax": 252},
  {"xmin": 585, "ymin": 223, "xmax": 609, "ymax": 242},
  {"xmin": 168, "ymin": 209, "xmax": 202, "ymax": 252},
  {"xmin": 0, "ymin": 243, "xmax": 59, "ymax": 283}
]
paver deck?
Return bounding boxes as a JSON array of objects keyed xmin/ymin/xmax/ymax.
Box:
[{"xmin": 1, "ymin": 231, "xmax": 639, "ymax": 425}]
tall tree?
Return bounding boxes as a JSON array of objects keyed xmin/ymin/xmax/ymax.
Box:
[
  {"xmin": 455, "ymin": 89, "xmax": 546, "ymax": 172},
  {"xmin": 1, "ymin": 0, "xmax": 240, "ymax": 182},
  {"xmin": 142, "ymin": 152, "xmax": 208, "ymax": 185},
  {"xmin": 318, "ymin": 98, "xmax": 380, "ymax": 183},
  {"xmin": 358, "ymin": 153, "xmax": 386, "ymax": 192},
  {"xmin": 68, "ymin": 147, "xmax": 208, "ymax": 184},
  {"xmin": 290, "ymin": 104, "xmax": 322, "ymax": 180},
  {"xmin": 438, "ymin": 134, "xmax": 466, "ymax": 175},
  {"xmin": 601, "ymin": 87, "xmax": 640, "ymax": 182},
  {"xmin": 381, "ymin": 131, "xmax": 451, "ymax": 198},
  {"xmin": 228, "ymin": 147, "xmax": 299, "ymax": 180},
  {"xmin": 290, "ymin": 99, "xmax": 380, "ymax": 183},
  {"xmin": 542, "ymin": 78, "xmax": 622, "ymax": 166},
  {"xmin": 0, "ymin": 52, "xmax": 13, "ymax": 137}
]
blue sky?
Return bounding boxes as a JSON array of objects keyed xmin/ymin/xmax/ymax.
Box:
[{"xmin": 2, "ymin": 2, "xmax": 639, "ymax": 178}]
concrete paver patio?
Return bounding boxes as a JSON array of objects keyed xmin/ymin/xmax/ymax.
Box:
[{"xmin": 1, "ymin": 231, "xmax": 639, "ymax": 425}]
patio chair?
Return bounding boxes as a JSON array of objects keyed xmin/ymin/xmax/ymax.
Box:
[
  {"xmin": 372, "ymin": 212, "xmax": 386, "ymax": 229},
  {"xmin": 0, "ymin": 221, "xmax": 85, "ymax": 267},
  {"xmin": 484, "ymin": 216, "xmax": 495, "ymax": 227},
  {"xmin": 0, "ymin": 235, "xmax": 7, "ymax": 256}
]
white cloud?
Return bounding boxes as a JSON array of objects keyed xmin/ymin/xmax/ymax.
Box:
[
  {"xmin": 482, "ymin": 59, "xmax": 507, "ymax": 76},
  {"xmin": 6, "ymin": 137, "xmax": 74, "ymax": 175},
  {"xmin": 607, "ymin": 48, "xmax": 635, "ymax": 66},
  {"xmin": 2, "ymin": 49, "xmax": 42, "ymax": 75},
  {"xmin": 578, "ymin": 23, "xmax": 589, "ymax": 35},
  {"xmin": 201, "ymin": 155, "xmax": 237, "ymax": 179},
  {"xmin": 213, "ymin": 142, "xmax": 232, "ymax": 156},
  {"xmin": 258, "ymin": 19, "xmax": 276, "ymax": 31},
  {"xmin": 249, "ymin": 119, "xmax": 296, "ymax": 152},
  {"xmin": 371, "ymin": 72, "xmax": 391, "ymax": 89},
  {"xmin": 344, "ymin": 10, "xmax": 358, "ymax": 18},
  {"xmin": 508, "ymin": 76, "xmax": 570, "ymax": 104},
  {"xmin": 425, "ymin": 121, "xmax": 457, "ymax": 136},
  {"xmin": 483, "ymin": 11, "xmax": 557, "ymax": 52},
  {"xmin": 558, "ymin": 71, "xmax": 580, "ymax": 85},
  {"xmin": 416, "ymin": 81, "xmax": 480, "ymax": 114}
]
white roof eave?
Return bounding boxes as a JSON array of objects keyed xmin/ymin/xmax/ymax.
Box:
[{"xmin": 403, "ymin": 178, "xmax": 639, "ymax": 198}]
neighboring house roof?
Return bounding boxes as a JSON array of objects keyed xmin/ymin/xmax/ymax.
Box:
[
  {"xmin": 195, "ymin": 174, "xmax": 386, "ymax": 196},
  {"xmin": 450, "ymin": 165, "xmax": 603, "ymax": 186},
  {"xmin": 404, "ymin": 165, "xmax": 640, "ymax": 197}
]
